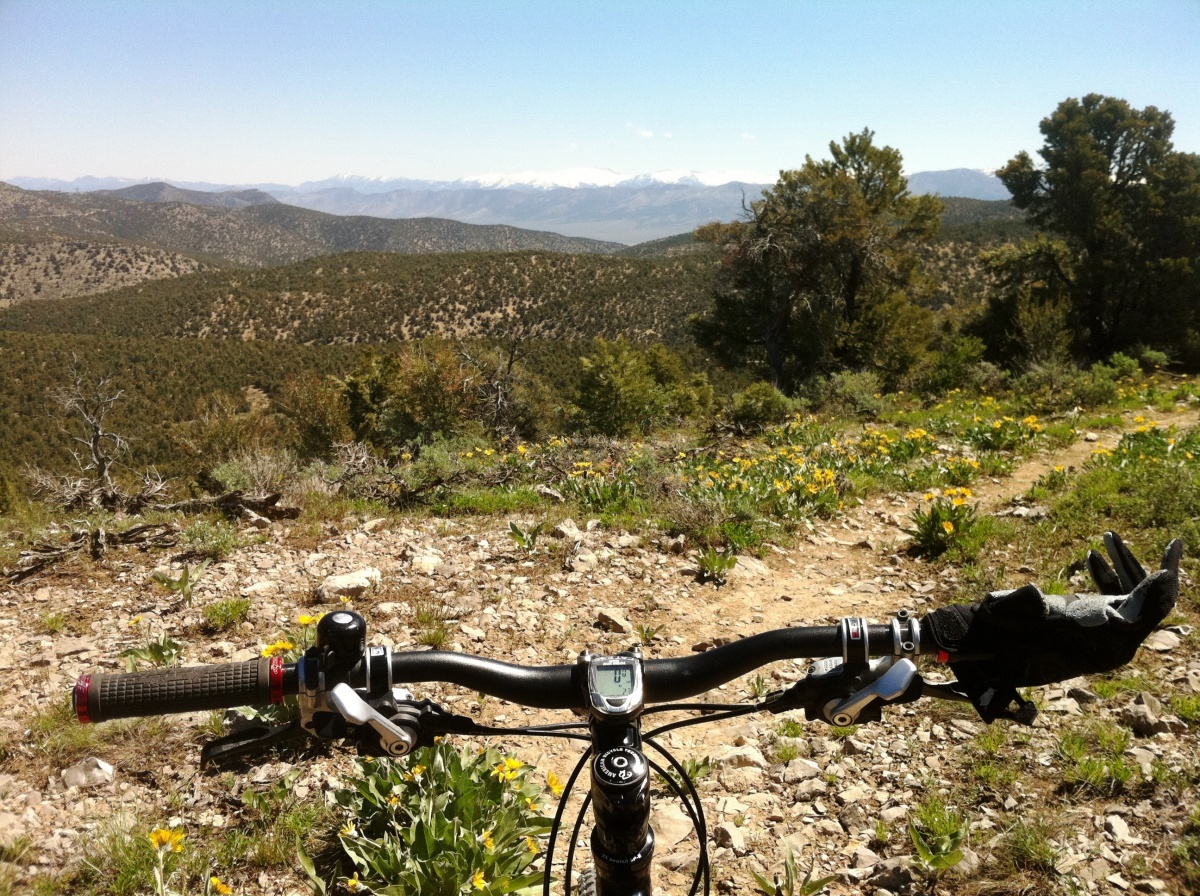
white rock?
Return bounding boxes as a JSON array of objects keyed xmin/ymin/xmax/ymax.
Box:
[
  {"xmin": 569, "ymin": 549, "xmax": 598, "ymax": 572},
  {"xmin": 1143, "ymin": 630, "xmax": 1180, "ymax": 652},
  {"xmin": 594, "ymin": 608, "xmax": 631, "ymax": 633},
  {"xmin": 0, "ymin": 811, "xmax": 27, "ymax": 849},
  {"xmin": 779, "ymin": 758, "xmax": 822, "ymax": 783},
  {"xmin": 651, "ymin": 803, "xmax": 694, "ymax": 847},
  {"xmin": 551, "ymin": 519, "xmax": 582, "ymax": 541},
  {"xmin": 460, "ymin": 623, "xmax": 486, "ymax": 643},
  {"xmin": 716, "ymin": 745, "xmax": 768, "ymax": 770},
  {"xmin": 796, "ymin": 778, "xmax": 827, "ymax": 798},
  {"xmin": 317, "ymin": 567, "xmax": 381, "ymax": 600},
  {"xmin": 410, "ymin": 554, "xmax": 442, "ymax": 576},
  {"xmin": 880, "ymin": 805, "xmax": 908, "ymax": 823},
  {"xmin": 61, "ymin": 757, "xmax": 114, "ymax": 789}
]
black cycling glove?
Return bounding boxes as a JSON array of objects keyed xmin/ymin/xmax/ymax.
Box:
[{"xmin": 922, "ymin": 532, "xmax": 1181, "ymax": 723}]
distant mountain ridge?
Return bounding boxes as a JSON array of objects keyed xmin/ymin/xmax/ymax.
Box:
[
  {"xmin": 9, "ymin": 168, "xmax": 1012, "ymax": 243},
  {"xmin": 96, "ymin": 182, "xmax": 278, "ymax": 209},
  {"xmin": 0, "ymin": 181, "xmax": 622, "ymax": 268}
]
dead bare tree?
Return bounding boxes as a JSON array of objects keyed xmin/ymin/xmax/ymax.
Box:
[{"xmin": 24, "ymin": 364, "xmax": 168, "ymax": 511}]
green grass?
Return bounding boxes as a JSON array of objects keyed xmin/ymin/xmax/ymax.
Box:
[
  {"xmin": 202, "ymin": 598, "xmax": 252, "ymax": 633},
  {"xmin": 439, "ymin": 485, "xmax": 545, "ymax": 515},
  {"xmin": 994, "ymin": 819, "xmax": 1059, "ymax": 876},
  {"xmin": 180, "ymin": 517, "xmax": 241, "ymax": 560},
  {"xmin": 1091, "ymin": 672, "xmax": 1156, "ymax": 700},
  {"xmin": 411, "ymin": 593, "xmax": 451, "ymax": 648},
  {"xmin": 27, "ymin": 698, "xmax": 172, "ymax": 766},
  {"xmin": 1172, "ymin": 694, "xmax": 1200, "ymax": 726},
  {"xmin": 1057, "ymin": 723, "xmax": 1136, "ymax": 795}
]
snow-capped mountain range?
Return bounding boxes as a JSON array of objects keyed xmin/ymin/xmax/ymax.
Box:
[{"xmin": 6, "ymin": 168, "xmax": 1009, "ymax": 244}]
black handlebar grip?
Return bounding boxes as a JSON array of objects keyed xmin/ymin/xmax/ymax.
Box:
[{"xmin": 74, "ymin": 657, "xmax": 286, "ymax": 723}]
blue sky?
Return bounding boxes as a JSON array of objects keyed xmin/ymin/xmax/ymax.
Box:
[{"xmin": 1, "ymin": 0, "xmax": 1198, "ymax": 185}]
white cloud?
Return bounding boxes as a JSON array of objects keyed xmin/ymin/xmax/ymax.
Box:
[{"xmin": 637, "ymin": 128, "xmax": 654, "ymax": 139}]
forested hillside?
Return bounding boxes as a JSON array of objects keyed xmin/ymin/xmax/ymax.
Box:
[
  {"xmin": 0, "ymin": 250, "xmax": 718, "ymax": 345},
  {"xmin": 0, "ymin": 236, "xmax": 210, "ymax": 305},
  {"xmin": 0, "ymin": 331, "xmax": 366, "ymax": 474}
]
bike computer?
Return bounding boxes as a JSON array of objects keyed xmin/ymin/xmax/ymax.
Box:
[{"xmin": 584, "ymin": 651, "xmax": 644, "ymax": 720}]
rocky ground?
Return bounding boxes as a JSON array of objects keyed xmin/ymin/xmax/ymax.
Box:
[{"xmin": 1, "ymin": 415, "xmax": 1197, "ymax": 895}]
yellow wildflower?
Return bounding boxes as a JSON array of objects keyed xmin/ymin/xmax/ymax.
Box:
[
  {"xmin": 942, "ymin": 521, "xmax": 955, "ymax": 534},
  {"xmin": 128, "ymin": 614, "xmax": 142, "ymax": 626},
  {"xmin": 297, "ymin": 613, "xmax": 323, "ymax": 626},
  {"xmin": 209, "ymin": 877, "xmax": 232, "ymax": 895},
  {"xmin": 490, "ymin": 757, "xmax": 523, "ymax": 782},
  {"xmin": 480, "ymin": 829, "xmax": 495, "ymax": 850},
  {"xmin": 472, "ymin": 870, "xmax": 486, "ymax": 890},
  {"xmin": 340, "ymin": 823, "xmax": 356, "ymax": 838},
  {"xmin": 547, "ymin": 772, "xmax": 565, "ymax": 797},
  {"xmin": 149, "ymin": 827, "xmax": 185, "ymax": 853},
  {"xmin": 526, "ymin": 836, "xmax": 540, "ymax": 853},
  {"xmin": 261, "ymin": 640, "xmax": 294, "ymax": 658},
  {"xmin": 346, "ymin": 873, "xmax": 361, "ymax": 892}
]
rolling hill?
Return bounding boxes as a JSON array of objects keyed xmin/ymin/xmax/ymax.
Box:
[{"xmin": 0, "ymin": 181, "xmax": 623, "ymax": 268}]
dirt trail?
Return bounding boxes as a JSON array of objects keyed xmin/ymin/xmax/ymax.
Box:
[{"xmin": 705, "ymin": 406, "xmax": 1200, "ymax": 636}]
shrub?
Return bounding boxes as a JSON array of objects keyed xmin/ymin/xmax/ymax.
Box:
[
  {"xmin": 906, "ymin": 488, "xmax": 978, "ymax": 557},
  {"xmin": 806, "ymin": 370, "xmax": 886, "ymax": 418},
  {"xmin": 730, "ymin": 382, "xmax": 794, "ymax": 431},
  {"xmin": 0, "ymin": 463, "xmax": 19, "ymax": 515},
  {"xmin": 203, "ymin": 598, "xmax": 251, "ymax": 633},
  {"xmin": 277, "ymin": 372, "xmax": 352, "ymax": 461},
  {"xmin": 174, "ymin": 391, "xmax": 281, "ymax": 464},
  {"xmin": 918, "ymin": 335, "xmax": 988, "ymax": 395},
  {"xmin": 345, "ymin": 343, "xmax": 495, "ymax": 453},
  {"xmin": 332, "ymin": 743, "xmax": 552, "ymax": 895},
  {"xmin": 209, "ymin": 449, "xmax": 298, "ymax": 495},
  {"xmin": 574, "ymin": 339, "xmax": 670, "ymax": 436},
  {"xmin": 181, "ymin": 519, "xmax": 241, "ymax": 560}
]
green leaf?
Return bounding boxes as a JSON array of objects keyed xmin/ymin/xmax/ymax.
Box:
[{"xmin": 295, "ymin": 840, "xmax": 327, "ymax": 895}]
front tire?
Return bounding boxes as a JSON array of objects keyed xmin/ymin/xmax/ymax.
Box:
[{"xmin": 575, "ymin": 866, "xmax": 597, "ymax": 896}]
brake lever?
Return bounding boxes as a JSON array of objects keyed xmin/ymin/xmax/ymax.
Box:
[
  {"xmin": 824, "ymin": 658, "xmax": 919, "ymax": 726},
  {"xmin": 328, "ymin": 683, "xmax": 420, "ymax": 757}
]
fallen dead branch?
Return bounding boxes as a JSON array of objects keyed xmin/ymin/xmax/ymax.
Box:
[{"xmin": 4, "ymin": 522, "xmax": 178, "ymax": 583}]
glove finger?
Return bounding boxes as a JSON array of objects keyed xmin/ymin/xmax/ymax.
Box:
[
  {"xmin": 1086, "ymin": 550, "xmax": 1123, "ymax": 595},
  {"xmin": 1160, "ymin": 538, "xmax": 1184, "ymax": 576},
  {"xmin": 1113, "ymin": 567, "xmax": 1177, "ymax": 630},
  {"xmin": 1105, "ymin": 531, "xmax": 1147, "ymax": 591}
]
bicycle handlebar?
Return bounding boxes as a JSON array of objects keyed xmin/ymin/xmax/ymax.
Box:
[{"xmin": 74, "ymin": 621, "xmax": 905, "ymax": 724}]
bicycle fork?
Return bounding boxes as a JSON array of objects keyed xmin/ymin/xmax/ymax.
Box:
[{"xmin": 589, "ymin": 720, "xmax": 654, "ymax": 896}]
